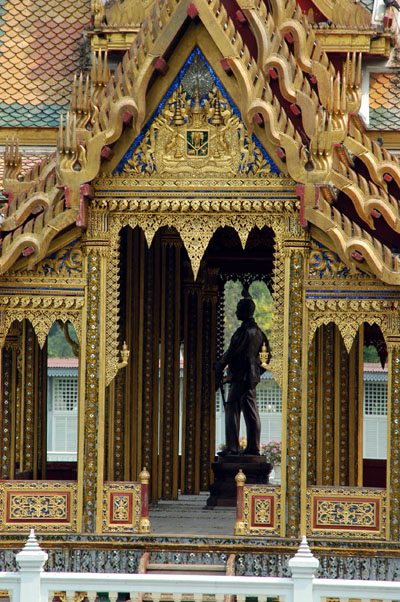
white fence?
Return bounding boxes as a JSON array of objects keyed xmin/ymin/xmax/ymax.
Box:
[{"xmin": 2, "ymin": 530, "xmax": 400, "ymax": 602}]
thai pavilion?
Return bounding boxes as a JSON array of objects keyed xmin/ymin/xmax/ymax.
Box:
[{"xmin": 1, "ymin": 0, "xmax": 400, "ymax": 581}]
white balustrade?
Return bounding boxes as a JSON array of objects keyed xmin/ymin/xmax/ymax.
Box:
[{"xmin": 1, "ymin": 531, "xmax": 400, "ymax": 602}]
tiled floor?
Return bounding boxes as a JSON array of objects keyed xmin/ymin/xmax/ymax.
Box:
[{"xmin": 149, "ymin": 493, "xmax": 237, "ymax": 537}]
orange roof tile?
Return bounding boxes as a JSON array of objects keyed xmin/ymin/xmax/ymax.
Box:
[
  {"xmin": 369, "ymin": 72, "xmax": 400, "ymax": 130},
  {"xmin": 0, "ymin": 0, "xmax": 90, "ymax": 127}
]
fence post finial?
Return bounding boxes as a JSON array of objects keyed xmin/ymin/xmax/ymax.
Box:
[
  {"xmin": 288, "ymin": 536, "xmax": 319, "ymax": 602},
  {"xmin": 16, "ymin": 528, "xmax": 48, "ymax": 601}
]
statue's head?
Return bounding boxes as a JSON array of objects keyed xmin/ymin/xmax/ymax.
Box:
[{"xmin": 236, "ymin": 297, "xmax": 255, "ymax": 321}]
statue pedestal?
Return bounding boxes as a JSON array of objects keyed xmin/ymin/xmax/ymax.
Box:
[{"xmin": 206, "ymin": 455, "xmax": 272, "ymax": 507}]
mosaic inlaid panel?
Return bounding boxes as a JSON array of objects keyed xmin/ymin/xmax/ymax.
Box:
[
  {"xmin": 242, "ymin": 485, "xmax": 281, "ymax": 536},
  {"xmin": 307, "ymin": 487, "xmax": 386, "ymax": 539},
  {"xmin": 103, "ymin": 482, "xmax": 142, "ymax": 533},
  {"xmin": 0, "ymin": 481, "xmax": 77, "ymax": 532}
]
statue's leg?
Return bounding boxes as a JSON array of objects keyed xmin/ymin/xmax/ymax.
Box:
[
  {"xmin": 224, "ymin": 382, "xmax": 241, "ymax": 453},
  {"xmin": 242, "ymin": 388, "xmax": 261, "ymax": 454}
]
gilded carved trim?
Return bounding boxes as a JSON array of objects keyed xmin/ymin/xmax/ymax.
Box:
[
  {"xmin": 0, "ymin": 481, "xmax": 77, "ymax": 532},
  {"xmin": 105, "ymin": 234, "xmax": 120, "ymax": 387},
  {"xmin": 307, "ymin": 302, "xmax": 389, "ymax": 354},
  {"xmin": 241, "ymin": 485, "xmax": 281, "ymax": 537},
  {"xmin": 0, "ymin": 307, "xmax": 82, "ymax": 350},
  {"xmin": 102, "ymin": 482, "xmax": 142, "ymax": 534},
  {"xmin": 306, "ymin": 486, "xmax": 386, "ymax": 540}
]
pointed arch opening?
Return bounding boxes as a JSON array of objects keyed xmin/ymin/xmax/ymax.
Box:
[{"xmin": 46, "ymin": 320, "xmax": 79, "ymax": 481}]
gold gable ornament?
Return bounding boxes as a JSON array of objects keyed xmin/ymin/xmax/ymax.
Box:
[{"xmin": 123, "ymin": 85, "xmax": 274, "ymax": 178}]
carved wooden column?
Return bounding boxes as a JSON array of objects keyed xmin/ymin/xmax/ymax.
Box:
[
  {"xmin": 136, "ymin": 230, "xmax": 161, "ymax": 499},
  {"xmin": 0, "ymin": 325, "xmax": 19, "ymax": 479},
  {"xmin": 387, "ymin": 335, "xmax": 400, "ymax": 541},
  {"xmin": 306, "ymin": 337, "xmax": 316, "ymax": 486},
  {"xmin": 78, "ymin": 213, "xmax": 108, "ymax": 532},
  {"xmin": 311, "ymin": 324, "xmax": 361, "ymax": 488},
  {"xmin": 16, "ymin": 321, "xmax": 47, "ymax": 479},
  {"xmin": 281, "ymin": 224, "xmax": 310, "ymax": 539},
  {"xmin": 159, "ymin": 231, "xmax": 182, "ymax": 500},
  {"xmin": 181, "ymin": 267, "xmax": 202, "ymax": 494},
  {"xmin": 199, "ymin": 268, "xmax": 218, "ymax": 492},
  {"xmin": 316, "ymin": 323, "xmax": 335, "ymax": 485}
]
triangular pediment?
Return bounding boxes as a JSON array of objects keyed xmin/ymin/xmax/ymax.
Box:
[{"xmin": 113, "ymin": 49, "xmax": 279, "ymax": 179}]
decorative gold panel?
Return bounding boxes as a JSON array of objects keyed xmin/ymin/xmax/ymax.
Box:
[
  {"xmin": 307, "ymin": 487, "xmax": 386, "ymax": 539},
  {"xmin": 102, "ymin": 482, "xmax": 142, "ymax": 533},
  {"xmin": 241, "ymin": 485, "xmax": 281, "ymax": 536},
  {"xmin": 0, "ymin": 481, "xmax": 77, "ymax": 532}
]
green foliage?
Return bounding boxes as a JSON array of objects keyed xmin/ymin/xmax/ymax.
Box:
[
  {"xmin": 363, "ymin": 344, "xmax": 380, "ymax": 363},
  {"xmin": 224, "ymin": 280, "xmax": 272, "ymax": 347},
  {"xmin": 47, "ymin": 322, "xmax": 78, "ymax": 358}
]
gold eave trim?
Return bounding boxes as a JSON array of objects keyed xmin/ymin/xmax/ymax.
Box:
[
  {"xmin": 88, "ymin": 29, "xmax": 140, "ymax": 52},
  {"xmin": 0, "ymin": 128, "xmax": 58, "ymax": 146},
  {"xmin": 315, "ymin": 30, "xmax": 391, "ymax": 56}
]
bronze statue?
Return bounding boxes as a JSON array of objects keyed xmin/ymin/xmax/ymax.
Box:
[{"xmin": 214, "ymin": 296, "xmax": 271, "ymax": 456}]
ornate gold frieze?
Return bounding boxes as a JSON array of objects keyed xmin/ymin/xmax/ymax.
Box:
[
  {"xmin": 241, "ymin": 485, "xmax": 281, "ymax": 536},
  {"xmin": 94, "ymin": 195, "xmax": 299, "ymax": 213},
  {"xmin": 102, "ymin": 482, "xmax": 142, "ymax": 534},
  {"xmin": 0, "ymin": 481, "xmax": 77, "ymax": 532},
  {"xmin": 0, "ymin": 306, "xmax": 82, "ymax": 350},
  {"xmin": 307, "ymin": 486, "xmax": 386, "ymax": 540},
  {"xmin": 307, "ymin": 308, "xmax": 388, "ymax": 354}
]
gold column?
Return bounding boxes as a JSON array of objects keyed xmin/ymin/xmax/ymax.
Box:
[
  {"xmin": 158, "ymin": 231, "xmax": 181, "ymax": 500},
  {"xmin": 281, "ymin": 219, "xmax": 311, "ymax": 539},
  {"xmin": 387, "ymin": 336, "xmax": 400, "ymax": 541},
  {"xmin": 199, "ymin": 268, "xmax": 218, "ymax": 492},
  {"xmin": 284, "ymin": 247, "xmax": 306, "ymax": 538},
  {"xmin": 181, "ymin": 272, "xmax": 202, "ymax": 494},
  {"xmin": 78, "ymin": 219, "xmax": 108, "ymax": 532}
]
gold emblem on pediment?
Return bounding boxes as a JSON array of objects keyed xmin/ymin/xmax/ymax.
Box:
[{"xmin": 122, "ymin": 85, "xmax": 273, "ymax": 178}]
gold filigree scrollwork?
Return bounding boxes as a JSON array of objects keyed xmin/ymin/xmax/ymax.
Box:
[
  {"xmin": 309, "ymin": 249, "xmax": 349, "ymax": 279},
  {"xmin": 105, "ymin": 230, "xmax": 120, "ymax": 386},
  {"xmin": 0, "ymin": 480, "xmax": 77, "ymax": 532},
  {"xmin": 306, "ymin": 486, "xmax": 386, "ymax": 540},
  {"xmin": 102, "ymin": 482, "xmax": 142, "ymax": 533},
  {"xmin": 15, "ymin": 243, "xmax": 83, "ymax": 277},
  {"xmin": 242, "ymin": 485, "xmax": 281, "ymax": 536}
]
